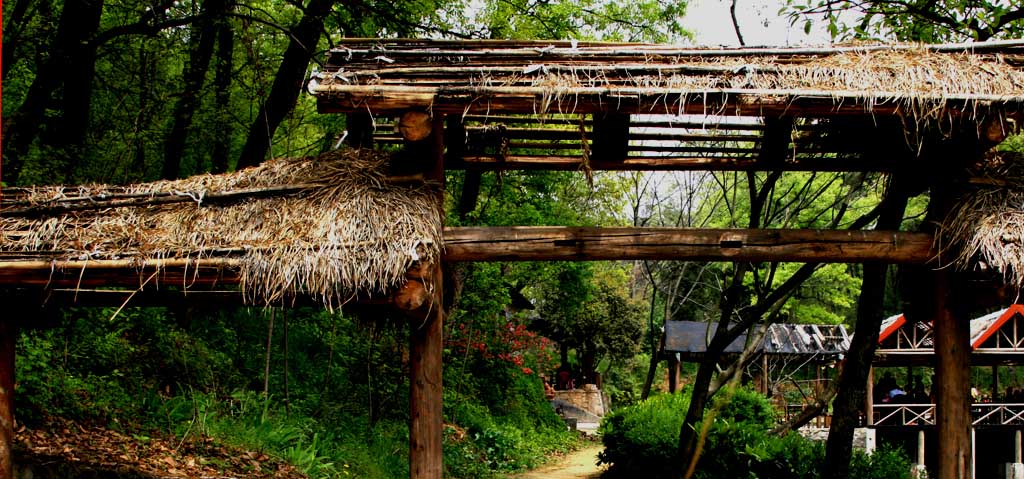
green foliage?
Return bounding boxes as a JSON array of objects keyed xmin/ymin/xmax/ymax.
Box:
[
  {"xmin": 782, "ymin": 0, "xmax": 1024, "ymax": 42},
  {"xmin": 598, "ymin": 387, "xmax": 911, "ymax": 479},
  {"xmin": 599, "ymin": 392, "xmax": 690, "ymax": 477},
  {"xmin": 14, "ymin": 304, "xmax": 579, "ymax": 478},
  {"xmin": 850, "ymin": 447, "xmax": 914, "ymax": 479},
  {"xmin": 472, "ymin": 0, "xmax": 691, "ymax": 41}
]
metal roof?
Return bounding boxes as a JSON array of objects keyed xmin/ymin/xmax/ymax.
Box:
[{"xmin": 663, "ymin": 321, "xmax": 849, "ymax": 356}]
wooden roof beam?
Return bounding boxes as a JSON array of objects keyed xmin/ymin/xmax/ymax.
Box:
[
  {"xmin": 315, "ymin": 86, "xmax": 1021, "ymax": 117},
  {"xmin": 450, "ymin": 155, "xmax": 891, "ymax": 172},
  {"xmin": 442, "ymin": 227, "xmax": 933, "ymax": 263}
]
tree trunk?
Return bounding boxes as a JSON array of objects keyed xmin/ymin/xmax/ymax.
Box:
[
  {"xmin": 1, "ymin": 0, "xmax": 41, "ymax": 80},
  {"xmin": 641, "ymin": 289, "xmax": 660, "ymax": 400},
  {"xmin": 2, "ymin": 0, "xmax": 103, "ymax": 183},
  {"xmin": 677, "ymin": 352, "xmax": 718, "ymax": 479},
  {"xmin": 129, "ymin": 40, "xmax": 154, "ymax": 182},
  {"xmin": 640, "ymin": 339, "xmax": 661, "ymax": 400},
  {"xmin": 235, "ymin": 0, "xmax": 336, "ymax": 169},
  {"xmin": 822, "ymin": 178, "xmax": 909, "ymax": 479},
  {"xmin": 51, "ymin": 0, "xmax": 105, "ymax": 180},
  {"xmin": 211, "ymin": 16, "xmax": 235, "ymax": 174},
  {"xmin": 162, "ymin": 0, "xmax": 226, "ymax": 179},
  {"xmin": 580, "ymin": 348, "xmax": 597, "ymax": 385}
]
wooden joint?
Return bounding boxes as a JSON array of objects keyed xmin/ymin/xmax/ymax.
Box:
[{"xmin": 398, "ymin": 111, "xmax": 433, "ymax": 142}]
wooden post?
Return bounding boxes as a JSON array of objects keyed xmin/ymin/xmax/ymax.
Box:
[
  {"xmin": 918, "ymin": 429, "xmax": 926, "ymax": 466},
  {"xmin": 409, "ymin": 266, "xmax": 443, "ymax": 479},
  {"xmin": 408, "ymin": 114, "xmax": 446, "ymax": 479},
  {"xmin": 0, "ymin": 318, "xmax": 15, "ymax": 479},
  {"xmin": 994, "ymin": 365, "xmax": 1000, "ymax": 402},
  {"xmin": 866, "ymin": 366, "xmax": 874, "ymax": 426},
  {"xmin": 668, "ymin": 354, "xmax": 680, "ymax": 393},
  {"xmin": 345, "ymin": 112, "xmax": 374, "ymax": 148},
  {"xmin": 933, "ymin": 270, "xmax": 972, "ymax": 479},
  {"xmin": 762, "ymin": 353, "xmax": 769, "ymax": 395}
]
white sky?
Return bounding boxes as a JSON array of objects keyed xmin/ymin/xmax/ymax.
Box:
[{"xmin": 678, "ymin": 0, "xmax": 835, "ymax": 46}]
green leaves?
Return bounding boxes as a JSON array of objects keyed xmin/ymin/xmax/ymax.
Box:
[{"xmin": 781, "ymin": 0, "xmax": 1024, "ymax": 42}]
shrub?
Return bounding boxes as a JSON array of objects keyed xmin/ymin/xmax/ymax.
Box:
[
  {"xmin": 598, "ymin": 386, "xmax": 912, "ymax": 479},
  {"xmin": 598, "ymin": 391, "xmax": 690, "ymax": 477},
  {"xmin": 851, "ymin": 446, "xmax": 913, "ymax": 479}
]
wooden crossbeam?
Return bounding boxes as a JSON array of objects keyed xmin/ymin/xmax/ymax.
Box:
[
  {"xmin": 0, "ymin": 228, "xmax": 933, "ymax": 290},
  {"xmin": 316, "ymin": 86, "xmax": 1018, "ymax": 117},
  {"xmin": 441, "ymin": 227, "xmax": 934, "ymax": 263},
  {"xmin": 451, "ymin": 155, "xmax": 891, "ymax": 171}
]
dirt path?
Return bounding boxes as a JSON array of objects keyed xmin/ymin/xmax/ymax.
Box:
[{"xmin": 511, "ymin": 444, "xmax": 606, "ymax": 479}]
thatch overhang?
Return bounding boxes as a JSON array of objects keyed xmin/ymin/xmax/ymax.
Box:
[
  {"xmin": 940, "ymin": 151, "xmax": 1024, "ymax": 286},
  {"xmin": 312, "ymin": 39, "xmax": 1024, "ymax": 173},
  {"xmin": 0, "ymin": 149, "xmax": 443, "ymax": 308},
  {"xmin": 313, "ymin": 39, "xmax": 1024, "ymax": 117}
]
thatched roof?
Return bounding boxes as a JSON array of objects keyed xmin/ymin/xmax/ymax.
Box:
[
  {"xmin": 0, "ymin": 149, "xmax": 443, "ymax": 307},
  {"xmin": 940, "ymin": 151, "xmax": 1024, "ymax": 285},
  {"xmin": 312, "ymin": 39, "xmax": 1024, "ymax": 119}
]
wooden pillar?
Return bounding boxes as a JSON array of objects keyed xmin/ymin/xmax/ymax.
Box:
[
  {"xmin": 761, "ymin": 353, "xmax": 769, "ymax": 395},
  {"xmin": 345, "ymin": 112, "xmax": 374, "ymax": 148},
  {"xmin": 934, "ymin": 270, "xmax": 972, "ymax": 479},
  {"xmin": 409, "ymin": 267, "xmax": 443, "ymax": 479},
  {"xmin": 918, "ymin": 429, "xmax": 926, "ymax": 465},
  {"xmin": 408, "ymin": 115, "xmax": 446, "ymax": 479},
  {"xmin": 866, "ymin": 366, "xmax": 874, "ymax": 426},
  {"xmin": 994, "ymin": 365, "xmax": 1000, "ymax": 402},
  {"xmin": 0, "ymin": 318, "xmax": 15, "ymax": 479},
  {"xmin": 668, "ymin": 354, "xmax": 680, "ymax": 393}
]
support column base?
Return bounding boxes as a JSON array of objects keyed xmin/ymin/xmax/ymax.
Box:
[
  {"xmin": 865, "ymin": 428, "xmax": 876, "ymax": 455},
  {"xmin": 1006, "ymin": 463, "xmax": 1024, "ymax": 479}
]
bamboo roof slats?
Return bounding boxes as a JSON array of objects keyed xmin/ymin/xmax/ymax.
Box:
[
  {"xmin": 0, "ymin": 149, "xmax": 443, "ymax": 307},
  {"xmin": 313, "ymin": 39, "xmax": 1024, "ymax": 119}
]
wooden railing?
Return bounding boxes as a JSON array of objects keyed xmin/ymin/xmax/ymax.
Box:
[{"xmin": 872, "ymin": 403, "xmax": 1024, "ymax": 426}]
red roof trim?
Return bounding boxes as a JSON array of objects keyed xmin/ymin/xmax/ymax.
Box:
[
  {"xmin": 972, "ymin": 304, "xmax": 1024, "ymax": 349},
  {"xmin": 878, "ymin": 314, "xmax": 906, "ymax": 344}
]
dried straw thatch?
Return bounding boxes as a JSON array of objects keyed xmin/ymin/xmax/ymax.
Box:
[
  {"xmin": 314, "ymin": 39, "xmax": 1024, "ymax": 120},
  {"xmin": 0, "ymin": 149, "xmax": 443, "ymax": 306},
  {"xmin": 941, "ymin": 151, "xmax": 1024, "ymax": 285}
]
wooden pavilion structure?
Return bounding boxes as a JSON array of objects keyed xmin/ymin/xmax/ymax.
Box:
[
  {"xmin": 868, "ymin": 306, "xmax": 1024, "ymax": 478},
  {"xmin": 5, "ymin": 38, "xmax": 1024, "ymax": 479},
  {"xmin": 663, "ymin": 320, "xmax": 849, "ymax": 401}
]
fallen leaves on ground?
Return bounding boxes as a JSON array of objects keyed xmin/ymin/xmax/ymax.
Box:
[{"xmin": 14, "ymin": 418, "xmax": 309, "ymax": 478}]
